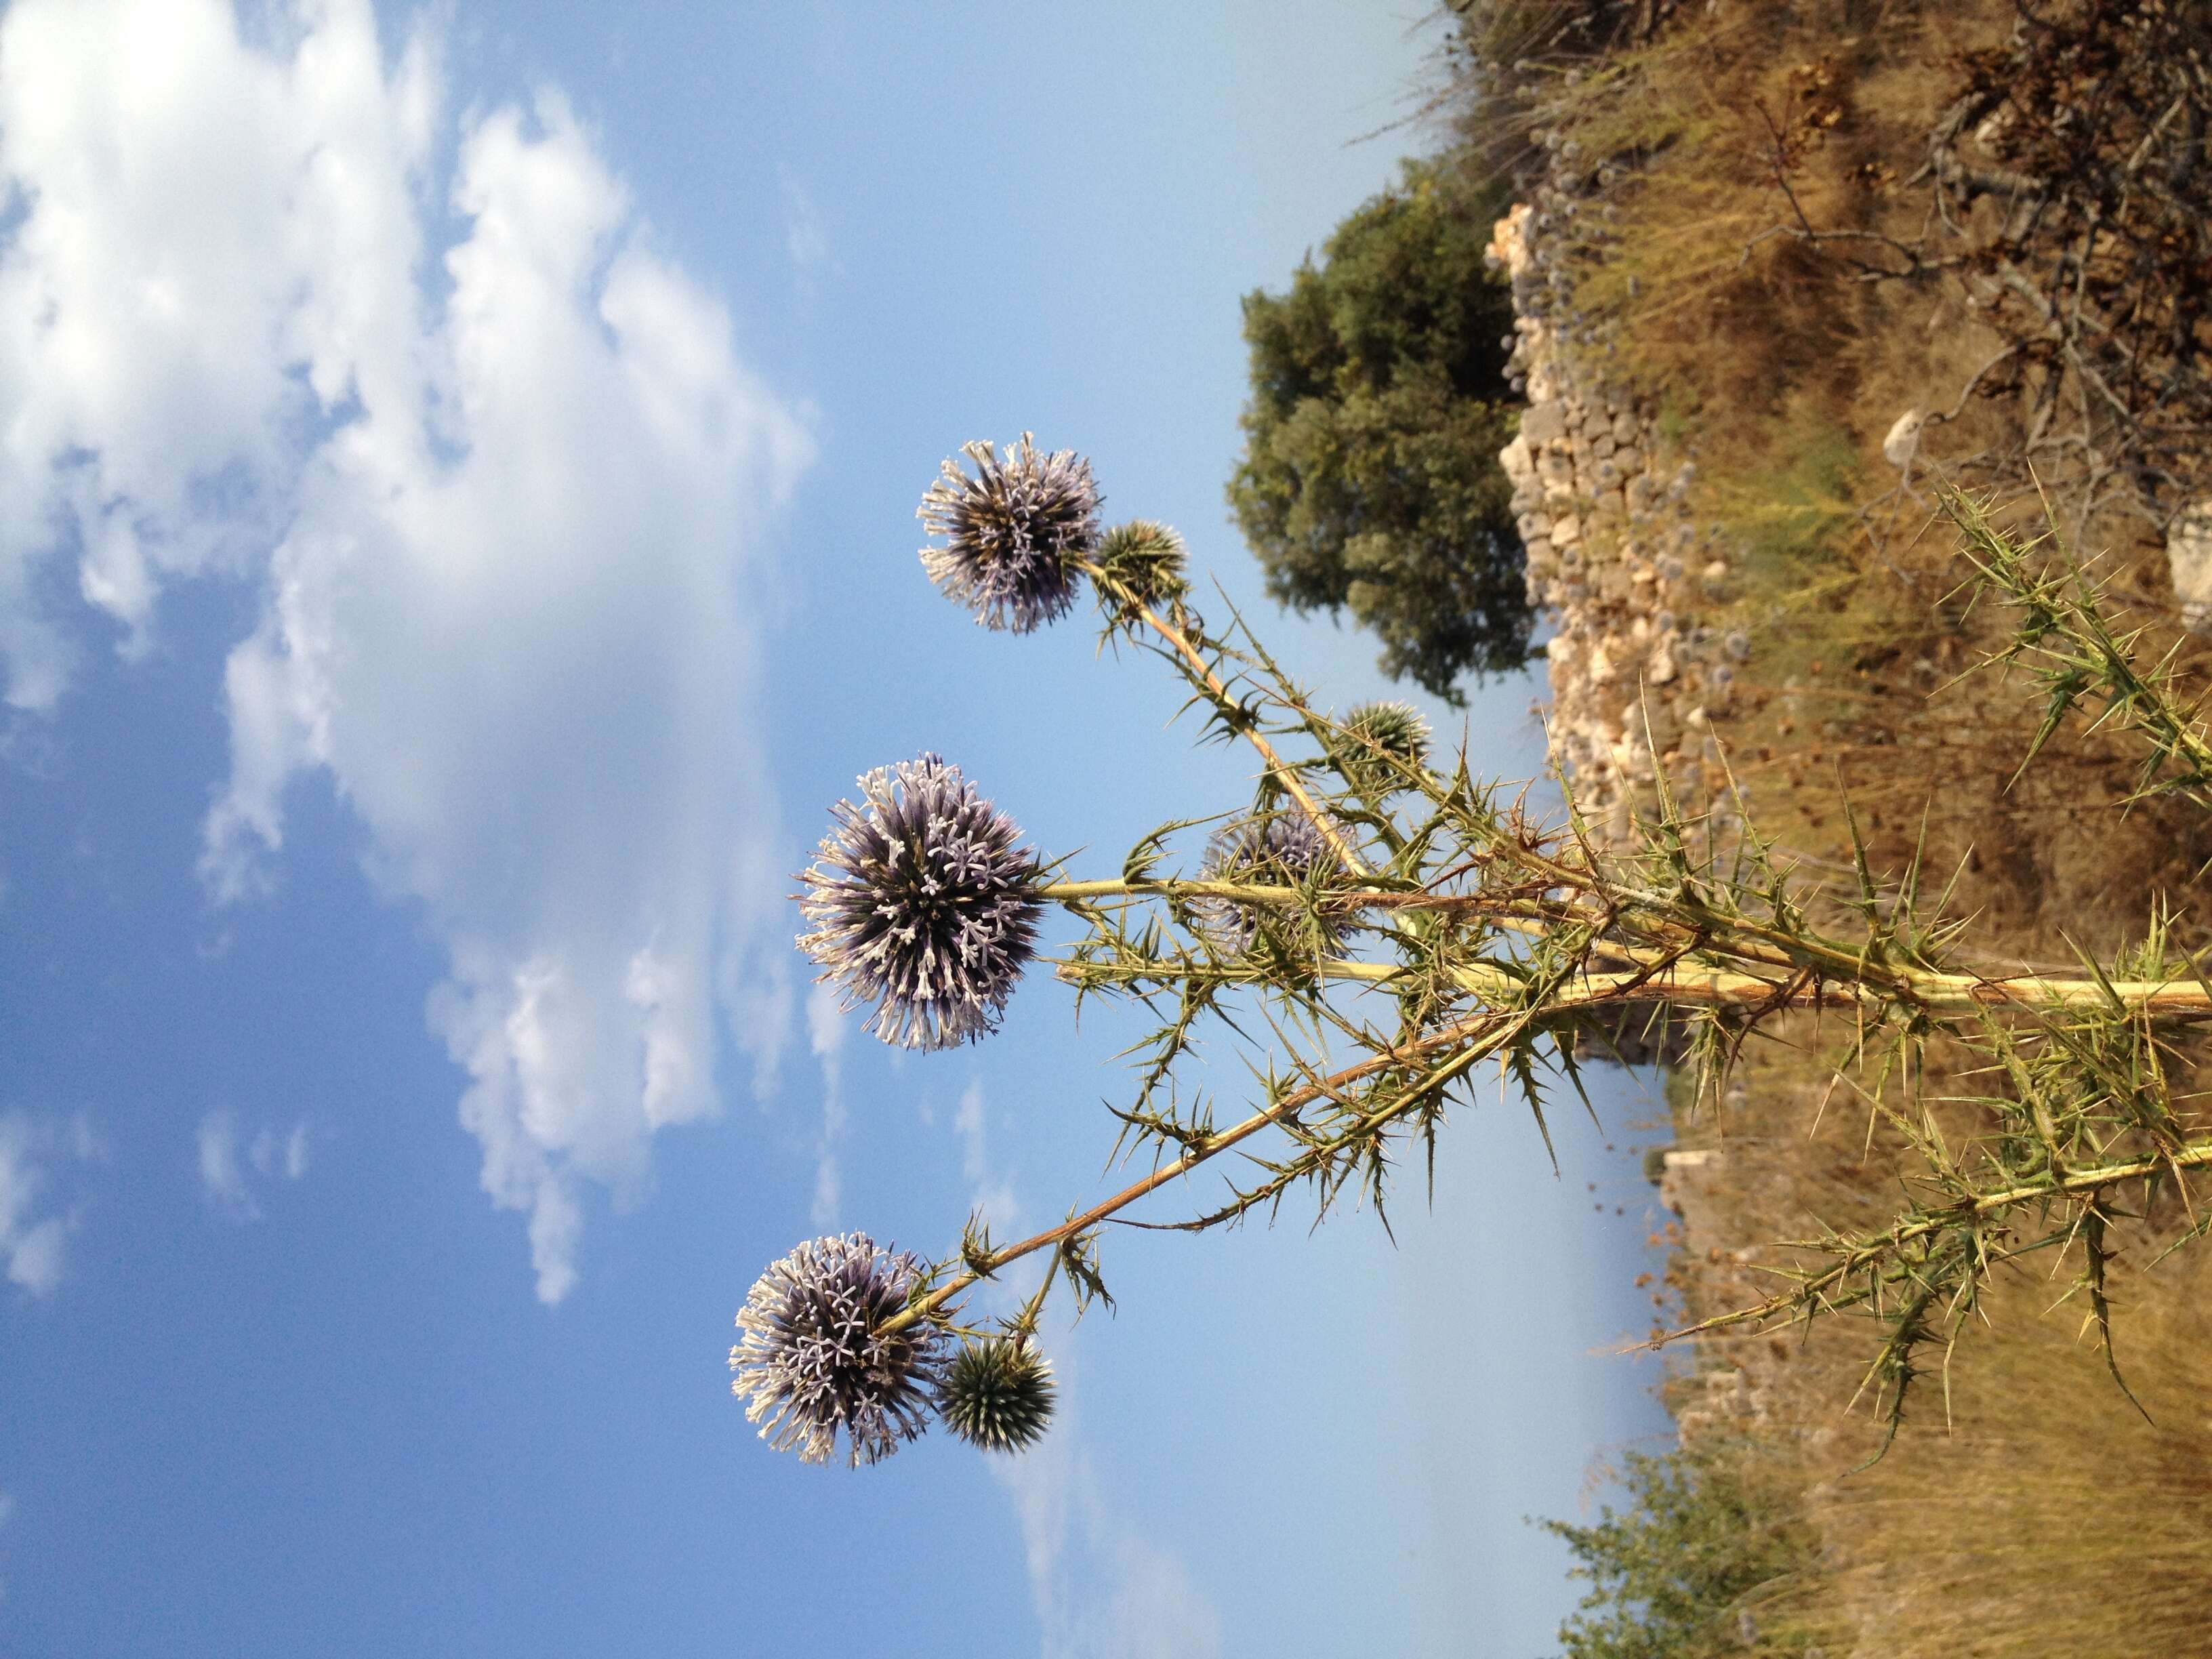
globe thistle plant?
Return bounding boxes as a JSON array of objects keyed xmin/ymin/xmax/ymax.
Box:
[
  {"xmin": 937, "ymin": 1335, "xmax": 1057, "ymax": 1454},
  {"xmin": 730, "ymin": 1233, "xmax": 945, "ymax": 1468},
  {"xmin": 918, "ymin": 434, "xmax": 1102, "ymax": 632},
  {"xmin": 732, "ymin": 451, "xmax": 2212, "ymax": 1482},
  {"xmin": 798, "ymin": 754, "xmax": 1046, "ymax": 1051},
  {"xmin": 1191, "ymin": 809, "xmax": 1351, "ymax": 952}
]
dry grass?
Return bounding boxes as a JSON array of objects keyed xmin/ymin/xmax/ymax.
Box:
[
  {"xmin": 1816, "ymin": 1249, "xmax": 2212, "ymax": 1659},
  {"xmin": 1451, "ymin": 9, "xmax": 2212, "ymax": 1647},
  {"xmin": 1660, "ymin": 1027, "xmax": 2212, "ymax": 1659},
  {"xmin": 1498, "ymin": 0, "xmax": 2212, "ymax": 956}
]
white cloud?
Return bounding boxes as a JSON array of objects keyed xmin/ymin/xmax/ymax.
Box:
[
  {"xmin": 197, "ymin": 1109, "xmax": 311, "ymax": 1221},
  {"xmin": 991, "ymin": 1371, "xmax": 1225, "ymax": 1659},
  {"xmin": 954, "ymin": 1078, "xmax": 1020, "ymax": 1237},
  {"xmin": 0, "ymin": 0, "xmax": 813, "ymax": 1300},
  {"xmin": 0, "ymin": 1111, "xmax": 98, "ymax": 1296},
  {"xmin": 197, "ymin": 1111, "xmax": 252, "ymax": 1219},
  {"xmin": 779, "ymin": 166, "xmax": 834, "ymax": 284},
  {"xmin": 805, "ymin": 981, "xmax": 846, "ymax": 1229}
]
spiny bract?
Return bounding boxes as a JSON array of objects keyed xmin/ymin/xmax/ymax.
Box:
[
  {"xmin": 1190, "ymin": 809, "xmax": 1352, "ymax": 953},
  {"xmin": 1337, "ymin": 701, "xmax": 1431, "ymax": 791}
]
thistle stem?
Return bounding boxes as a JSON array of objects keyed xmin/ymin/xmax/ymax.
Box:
[
  {"xmin": 1111, "ymin": 581, "xmax": 1372, "ymax": 878},
  {"xmin": 1662, "ymin": 1136, "xmax": 2212, "ymax": 1346},
  {"xmin": 881, "ymin": 1006, "xmax": 1513, "ymax": 1336},
  {"xmin": 1067, "ymin": 951, "xmax": 2212, "ymax": 1019},
  {"xmin": 1047, "ymin": 877, "xmax": 1493, "ymax": 909}
]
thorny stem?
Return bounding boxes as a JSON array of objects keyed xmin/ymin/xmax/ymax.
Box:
[
  {"xmin": 1048, "ymin": 877, "xmax": 1565, "ymax": 912},
  {"xmin": 1044, "ymin": 879, "xmax": 2212, "ymax": 1018},
  {"xmin": 880, "ymin": 1006, "xmax": 1513, "ymax": 1338},
  {"xmin": 884, "ymin": 949, "xmax": 2212, "ymax": 1343},
  {"xmin": 1662, "ymin": 1136, "xmax": 2212, "ymax": 1347},
  {"xmin": 1067, "ymin": 951, "xmax": 2212, "ymax": 1020},
  {"xmin": 1103, "ymin": 577, "xmax": 1372, "ymax": 879}
]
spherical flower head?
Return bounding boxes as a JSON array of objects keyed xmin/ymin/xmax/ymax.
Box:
[
  {"xmin": 918, "ymin": 434, "xmax": 1101, "ymax": 632},
  {"xmin": 1191, "ymin": 809, "xmax": 1351, "ymax": 953},
  {"xmin": 798, "ymin": 754, "xmax": 1046, "ymax": 1051},
  {"xmin": 937, "ymin": 1335, "xmax": 1057, "ymax": 1454},
  {"xmin": 730, "ymin": 1232, "xmax": 946, "ymax": 1467},
  {"xmin": 1338, "ymin": 701, "xmax": 1431, "ymax": 792}
]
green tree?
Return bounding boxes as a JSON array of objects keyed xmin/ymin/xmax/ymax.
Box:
[
  {"xmin": 1543, "ymin": 1440, "xmax": 1840, "ymax": 1658},
  {"xmin": 1227, "ymin": 157, "xmax": 1527, "ymax": 703}
]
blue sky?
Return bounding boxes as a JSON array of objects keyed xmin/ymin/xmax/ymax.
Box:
[{"xmin": 0, "ymin": 3, "xmax": 1673, "ymax": 1654}]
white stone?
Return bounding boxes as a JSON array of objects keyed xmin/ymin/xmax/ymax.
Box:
[
  {"xmin": 1883, "ymin": 408, "xmax": 1925, "ymax": 468},
  {"xmin": 1485, "ymin": 204, "xmax": 1534, "ymax": 276},
  {"xmin": 1499, "ymin": 434, "xmax": 1534, "ymax": 482},
  {"xmin": 2167, "ymin": 499, "xmax": 2212, "ymax": 634},
  {"xmin": 1520, "ymin": 400, "xmax": 1569, "ymax": 447},
  {"xmin": 1550, "ymin": 514, "xmax": 1582, "ymax": 548}
]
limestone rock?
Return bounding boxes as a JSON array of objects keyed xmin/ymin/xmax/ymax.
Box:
[
  {"xmin": 1498, "ymin": 434, "xmax": 1534, "ymax": 483},
  {"xmin": 1521, "ymin": 400, "xmax": 1568, "ymax": 446},
  {"xmin": 2167, "ymin": 499, "xmax": 2212, "ymax": 634},
  {"xmin": 1882, "ymin": 408, "xmax": 1925, "ymax": 468}
]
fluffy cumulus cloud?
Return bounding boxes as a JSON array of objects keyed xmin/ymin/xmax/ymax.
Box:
[
  {"xmin": 0, "ymin": 0, "xmax": 812, "ymax": 1299},
  {"xmin": 804, "ymin": 982, "xmax": 847, "ymax": 1229}
]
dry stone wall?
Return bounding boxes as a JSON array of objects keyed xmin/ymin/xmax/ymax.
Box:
[{"xmin": 1485, "ymin": 194, "xmax": 1737, "ymax": 850}]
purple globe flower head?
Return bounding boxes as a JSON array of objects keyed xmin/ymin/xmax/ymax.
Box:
[
  {"xmin": 730, "ymin": 1232, "xmax": 946, "ymax": 1468},
  {"xmin": 1191, "ymin": 809, "xmax": 1353, "ymax": 954},
  {"xmin": 918, "ymin": 434, "xmax": 1101, "ymax": 632},
  {"xmin": 798, "ymin": 754, "xmax": 1046, "ymax": 1051}
]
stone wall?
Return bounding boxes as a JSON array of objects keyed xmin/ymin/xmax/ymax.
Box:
[{"xmin": 1485, "ymin": 196, "xmax": 1738, "ymax": 850}]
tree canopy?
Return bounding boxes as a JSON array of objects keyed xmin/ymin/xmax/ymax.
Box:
[{"xmin": 1227, "ymin": 157, "xmax": 1527, "ymax": 703}]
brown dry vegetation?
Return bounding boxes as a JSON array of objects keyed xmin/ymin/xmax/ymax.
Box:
[
  {"xmin": 1495, "ymin": 0, "xmax": 2212, "ymax": 956},
  {"xmin": 1429, "ymin": 3, "xmax": 2212, "ymax": 1650},
  {"xmin": 1662, "ymin": 1031, "xmax": 2212, "ymax": 1658}
]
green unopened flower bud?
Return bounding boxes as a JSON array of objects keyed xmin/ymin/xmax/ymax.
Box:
[
  {"xmin": 937, "ymin": 1335, "xmax": 1057, "ymax": 1454},
  {"xmin": 1337, "ymin": 701, "xmax": 1430, "ymax": 792},
  {"xmin": 1093, "ymin": 519, "xmax": 1190, "ymax": 613}
]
